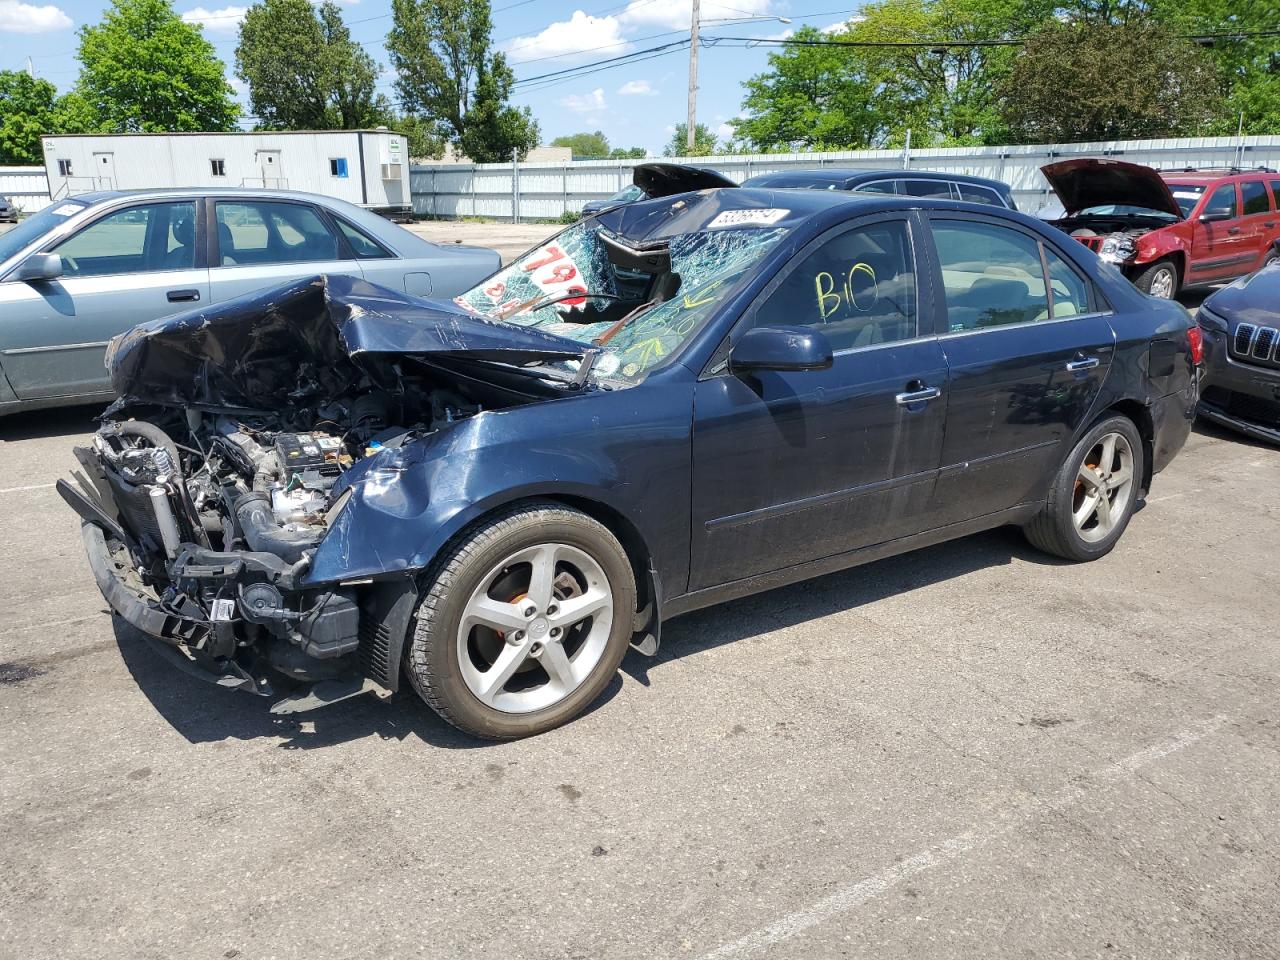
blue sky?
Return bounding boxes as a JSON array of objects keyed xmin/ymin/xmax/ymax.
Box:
[{"xmin": 0, "ymin": 0, "xmax": 858, "ymax": 154}]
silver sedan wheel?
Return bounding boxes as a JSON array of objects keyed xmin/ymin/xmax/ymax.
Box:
[
  {"xmin": 1148, "ymin": 266, "xmax": 1176, "ymax": 299},
  {"xmin": 456, "ymin": 542, "xmax": 614, "ymax": 714},
  {"xmin": 1072, "ymin": 432, "xmax": 1135, "ymax": 543}
]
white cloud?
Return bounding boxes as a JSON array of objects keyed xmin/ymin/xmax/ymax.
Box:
[
  {"xmin": 617, "ymin": 79, "xmax": 657, "ymax": 96},
  {"xmin": 715, "ymin": 121, "xmax": 734, "ymax": 140},
  {"xmin": 821, "ymin": 14, "xmax": 865, "ymax": 34},
  {"xmin": 559, "ymin": 87, "xmax": 606, "ymax": 114},
  {"xmin": 181, "ymin": 5, "xmax": 247, "ymax": 34},
  {"xmin": 504, "ymin": 10, "xmax": 630, "ymax": 64},
  {"xmin": 0, "ymin": 0, "xmax": 71, "ymax": 32},
  {"xmin": 619, "ymin": 0, "xmax": 770, "ymax": 30}
]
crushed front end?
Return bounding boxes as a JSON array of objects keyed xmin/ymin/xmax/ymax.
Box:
[{"xmin": 62, "ymin": 274, "xmax": 585, "ymax": 712}]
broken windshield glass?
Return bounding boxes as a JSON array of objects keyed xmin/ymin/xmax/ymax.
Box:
[{"xmin": 454, "ymin": 219, "xmax": 789, "ymax": 382}]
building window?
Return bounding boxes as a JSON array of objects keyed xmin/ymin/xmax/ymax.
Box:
[
  {"xmin": 57, "ymin": 159, "xmax": 73, "ymax": 176},
  {"xmin": 330, "ymin": 157, "xmax": 349, "ymax": 178},
  {"xmin": 210, "ymin": 159, "xmax": 226, "ymax": 177}
]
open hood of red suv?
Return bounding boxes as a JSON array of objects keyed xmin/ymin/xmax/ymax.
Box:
[{"xmin": 1041, "ymin": 158, "xmax": 1183, "ymax": 219}]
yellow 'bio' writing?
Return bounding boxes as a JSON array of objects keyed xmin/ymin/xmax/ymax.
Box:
[{"xmin": 814, "ymin": 262, "xmax": 878, "ymax": 319}]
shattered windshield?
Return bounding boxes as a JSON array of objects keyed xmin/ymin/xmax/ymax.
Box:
[{"xmin": 454, "ymin": 216, "xmax": 790, "ymax": 382}]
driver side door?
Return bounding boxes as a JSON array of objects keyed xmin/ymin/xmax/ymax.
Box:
[
  {"xmin": 0, "ymin": 200, "xmax": 208, "ymax": 400},
  {"xmin": 688, "ymin": 212, "xmax": 948, "ymax": 590}
]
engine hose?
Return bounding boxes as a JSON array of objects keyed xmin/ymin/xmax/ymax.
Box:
[
  {"xmin": 233, "ymin": 492, "xmax": 324, "ymax": 564},
  {"xmin": 110, "ymin": 420, "xmax": 182, "ymax": 473},
  {"xmin": 253, "ymin": 451, "xmax": 281, "ymax": 492}
]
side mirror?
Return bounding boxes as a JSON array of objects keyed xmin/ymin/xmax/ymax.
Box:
[
  {"xmin": 15, "ymin": 252, "xmax": 63, "ymax": 282},
  {"xmin": 729, "ymin": 326, "xmax": 833, "ymax": 374}
]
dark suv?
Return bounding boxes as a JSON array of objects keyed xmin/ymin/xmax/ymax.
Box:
[
  {"xmin": 740, "ymin": 169, "xmax": 1017, "ymax": 209},
  {"xmin": 1197, "ymin": 263, "xmax": 1280, "ymax": 443}
]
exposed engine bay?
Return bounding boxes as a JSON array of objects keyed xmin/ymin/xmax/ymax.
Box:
[{"xmin": 59, "ymin": 274, "xmax": 590, "ymax": 711}]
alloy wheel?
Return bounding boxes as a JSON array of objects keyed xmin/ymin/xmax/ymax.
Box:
[
  {"xmin": 1071, "ymin": 432, "xmax": 1135, "ymax": 543},
  {"xmin": 455, "ymin": 542, "xmax": 614, "ymax": 714},
  {"xmin": 1148, "ymin": 267, "xmax": 1176, "ymax": 299}
]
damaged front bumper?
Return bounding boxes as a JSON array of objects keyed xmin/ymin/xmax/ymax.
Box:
[{"xmin": 75, "ymin": 507, "xmax": 411, "ymax": 714}]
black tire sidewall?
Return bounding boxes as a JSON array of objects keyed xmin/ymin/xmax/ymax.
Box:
[
  {"xmin": 412, "ymin": 509, "xmax": 636, "ymax": 739},
  {"xmin": 1050, "ymin": 416, "xmax": 1145, "ymax": 561}
]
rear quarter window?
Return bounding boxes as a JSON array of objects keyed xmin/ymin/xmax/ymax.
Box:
[{"xmin": 1241, "ymin": 180, "xmax": 1271, "ymax": 216}]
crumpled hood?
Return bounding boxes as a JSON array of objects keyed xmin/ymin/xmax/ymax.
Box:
[
  {"xmin": 633, "ymin": 162, "xmax": 738, "ymax": 197},
  {"xmin": 1041, "ymin": 158, "xmax": 1183, "ymax": 219},
  {"xmin": 105, "ymin": 274, "xmax": 586, "ymax": 410}
]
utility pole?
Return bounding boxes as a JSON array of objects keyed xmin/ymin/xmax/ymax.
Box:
[
  {"xmin": 686, "ymin": 0, "xmax": 700, "ymax": 155},
  {"xmin": 25, "ymin": 56, "xmax": 35, "ymax": 78}
]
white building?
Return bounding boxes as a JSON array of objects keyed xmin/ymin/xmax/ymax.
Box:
[{"xmin": 39, "ymin": 129, "xmax": 411, "ymax": 214}]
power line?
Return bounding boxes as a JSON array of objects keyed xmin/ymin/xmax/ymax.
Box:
[
  {"xmin": 513, "ymin": 45, "xmax": 687, "ymax": 94},
  {"xmin": 512, "ymin": 36, "xmax": 688, "ymax": 84},
  {"xmin": 703, "ymin": 26, "xmax": 1280, "ymax": 49}
]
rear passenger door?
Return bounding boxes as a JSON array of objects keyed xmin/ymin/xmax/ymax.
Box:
[
  {"xmin": 1239, "ymin": 179, "xmax": 1276, "ymax": 271},
  {"xmin": 208, "ymin": 199, "xmax": 362, "ymax": 303},
  {"xmin": 922, "ymin": 214, "xmax": 1115, "ymax": 526}
]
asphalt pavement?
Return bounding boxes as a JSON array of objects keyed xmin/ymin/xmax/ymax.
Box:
[{"xmin": 2, "ymin": 395, "xmax": 1279, "ymax": 959}]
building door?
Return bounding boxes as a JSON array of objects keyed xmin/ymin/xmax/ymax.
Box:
[
  {"xmin": 91, "ymin": 152, "xmax": 116, "ymax": 189},
  {"xmin": 255, "ymin": 150, "xmax": 283, "ymax": 187}
]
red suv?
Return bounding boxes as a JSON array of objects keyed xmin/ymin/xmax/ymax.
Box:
[{"xmin": 1041, "ymin": 159, "xmax": 1280, "ymax": 299}]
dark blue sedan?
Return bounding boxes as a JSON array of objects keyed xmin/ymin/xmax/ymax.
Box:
[{"xmin": 64, "ymin": 186, "xmax": 1199, "ymax": 738}]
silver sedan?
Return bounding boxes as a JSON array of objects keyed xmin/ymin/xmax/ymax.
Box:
[{"xmin": 0, "ymin": 188, "xmax": 501, "ymax": 416}]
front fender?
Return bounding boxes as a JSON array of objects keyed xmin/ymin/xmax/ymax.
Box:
[{"xmin": 303, "ymin": 383, "xmax": 694, "ymax": 591}]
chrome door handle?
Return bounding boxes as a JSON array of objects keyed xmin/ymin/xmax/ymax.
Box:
[
  {"xmin": 1066, "ymin": 357, "xmax": 1100, "ymax": 372},
  {"xmin": 1227, "ymin": 226, "xmax": 1242, "ymax": 235},
  {"xmin": 895, "ymin": 386, "xmax": 942, "ymax": 405},
  {"xmin": 1266, "ymin": 221, "xmax": 1277, "ymax": 228}
]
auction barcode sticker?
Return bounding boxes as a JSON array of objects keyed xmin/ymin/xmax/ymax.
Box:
[{"xmin": 707, "ymin": 208, "xmax": 789, "ymax": 229}]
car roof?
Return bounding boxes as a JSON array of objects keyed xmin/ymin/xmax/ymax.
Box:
[
  {"xmin": 598, "ymin": 185, "xmax": 1034, "ymax": 247},
  {"xmin": 63, "ymin": 187, "xmax": 430, "ymax": 254},
  {"xmin": 742, "ymin": 168, "xmax": 1009, "ymax": 189}
]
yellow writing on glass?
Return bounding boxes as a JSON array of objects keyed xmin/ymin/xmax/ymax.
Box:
[{"xmin": 814, "ymin": 262, "xmax": 878, "ymax": 319}]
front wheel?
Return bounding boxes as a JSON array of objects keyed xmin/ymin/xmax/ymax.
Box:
[
  {"xmin": 1133, "ymin": 259, "xmax": 1179, "ymax": 299},
  {"xmin": 405, "ymin": 502, "xmax": 637, "ymax": 739},
  {"xmin": 1023, "ymin": 416, "xmax": 1144, "ymax": 562}
]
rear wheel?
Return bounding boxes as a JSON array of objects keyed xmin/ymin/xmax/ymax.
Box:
[
  {"xmin": 405, "ymin": 502, "xmax": 636, "ymax": 739},
  {"xmin": 1023, "ymin": 415, "xmax": 1144, "ymax": 562},
  {"xmin": 1133, "ymin": 259, "xmax": 1179, "ymax": 299},
  {"xmin": 1262, "ymin": 247, "xmax": 1279, "ymax": 270}
]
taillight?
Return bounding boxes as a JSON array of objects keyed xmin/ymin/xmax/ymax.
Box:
[{"xmin": 1188, "ymin": 325, "xmax": 1204, "ymax": 366}]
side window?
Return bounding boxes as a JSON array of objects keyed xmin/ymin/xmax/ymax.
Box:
[
  {"xmin": 901, "ymin": 179, "xmax": 953, "ymax": 199},
  {"xmin": 335, "ymin": 218, "xmax": 393, "ymax": 259},
  {"xmin": 955, "ymin": 183, "xmax": 1003, "ymax": 207},
  {"xmin": 1203, "ymin": 183, "xmax": 1238, "ymax": 219},
  {"xmin": 852, "ymin": 180, "xmax": 897, "ymax": 195},
  {"xmin": 932, "ymin": 219, "xmax": 1050, "ymax": 331},
  {"xmin": 1241, "ymin": 180, "xmax": 1270, "ymax": 216},
  {"xmin": 1043, "ymin": 246, "xmax": 1092, "ymax": 319},
  {"xmin": 54, "ymin": 201, "xmax": 197, "ymax": 278},
  {"xmin": 214, "ymin": 201, "xmax": 340, "ymax": 266},
  {"xmin": 751, "ymin": 219, "xmax": 918, "ymax": 351},
  {"xmin": 1271, "ymin": 181, "xmax": 1280, "ymax": 211}
]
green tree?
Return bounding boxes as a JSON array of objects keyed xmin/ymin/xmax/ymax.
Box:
[
  {"xmin": 998, "ymin": 20, "xmax": 1220, "ymax": 142},
  {"xmin": 75, "ymin": 0, "xmax": 238, "ymax": 132},
  {"xmin": 236, "ymin": 0, "xmax": 389, "ymax": 130},
  {"xmin": 733, "ymin": 0, "xmax": 1055, "ymax": 150},
  {"xmin": 386, "ymin": 0, "xmax": 538, "ymax": 162},
  {"xmin": 609, "ymin": 146, "xmax": 647, "ymax": 159},
  {"xmin": 663, "ymin": 122, "xmax": 717, "ymax": 157},
  {"xmin": 551, "ymin": 130, "xmax": 610, "ymax": 159},
  {"xmin": 0, "ymin": 72, "xmax": 59, "ymax": 164},
  {"xmin": 397, "ymin": 113, "xmax": 446, "ymax": 159},
  {"xmin": 1149, "ymin": 0, "xmax": 1279, "ymax": 135}
]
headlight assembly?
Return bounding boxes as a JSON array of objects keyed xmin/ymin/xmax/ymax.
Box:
[{"xmin": 1098, "ymin": 233, "xmax": 1138, "ymax": 263}]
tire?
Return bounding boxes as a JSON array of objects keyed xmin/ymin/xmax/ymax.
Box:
[
  {"xmin": 1023, "ymin": 415, "xmax": 1145, "ymax": 562},
  {"xmin": 405, "ymin": 501, "xmax": 636, "ymax": 739},
  {"xmin": 1132, "ymin": 259, "xmax": 1179, "ymax": 299},
  {"xmin": 1263, "ymin": 248, "xmax": 1279, "ymax": 270}
]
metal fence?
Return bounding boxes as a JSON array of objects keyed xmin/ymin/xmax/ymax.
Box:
[
  {"xmin": 0, "ymin": 166, "xmax": 50, "ymax": 214},
  {"xmin": 411, "ymin": 135, "xmax": 1280, "ymax": 221}
]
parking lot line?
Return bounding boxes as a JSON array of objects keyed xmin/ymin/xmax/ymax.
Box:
[
  {"xmin": 0, "ymin": 482, "xmax": 54, "ymax": 495},
  {"xmin": 697, "ymin": 715, "xmax": 1230, "ymax": 960}
]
